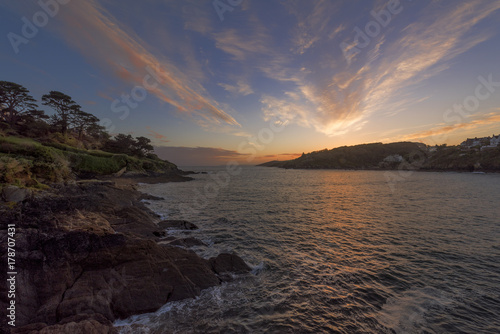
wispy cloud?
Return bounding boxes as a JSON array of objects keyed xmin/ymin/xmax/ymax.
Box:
[
  {"xmin": 212, "ymin": 26, "xmax": 271, "ymax": 62},
  {"xmin": 286, "ymin": 0, "xmax": 340, "ymax": 54},
  {"xmin": 328, "ymin": 24, "xmax": 346, "ymax": 40},
  {"xmin": 399, "ymin": 112, "xmax": 500, "ymax": 142},
  {"xmin": 97, "ymin": 91, "xmax": 114, "ymax": 101},
  {"xmin": 54, "ymin": 0, "xmax": 240, "ymax": 127},
  {"xmin": 146, "ymin": 126, "xmax": 169, "ymax": 143},
  {"xmin": 261, "ymin": 1, "xmax": 500, "ymax": 137},
  {"xmin": 219, "ymin": 81, "xmax": 254, "ymax": 96},
  {"xmin": 262, "ymin": 153, "xmax": 301, "ymax": 159}
]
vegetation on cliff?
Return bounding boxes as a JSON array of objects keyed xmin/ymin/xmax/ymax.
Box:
[
  {"xmin": 259, "ymin": 142, "xmax": 500, "ymax": 172},
  {"xmin": 420, "ymin": 144, "xmax": 500, "ymax": 172},
  {"xmin": 260, "ymin": 142, "xmax": 425, "ymax": 169},
  {"xmin": 0, "ymin": 80, "xmax": 178, "ymax": 190}
]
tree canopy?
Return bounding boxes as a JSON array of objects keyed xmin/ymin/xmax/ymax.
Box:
[
  {"xmin": 2, "ymin": 80, "xmax": 161, "ymax": 158},
  {"xmin": 0, "ymin": 81, "xmax": 39, "ymax": 125},
  {"xmin": 103, "ymin": 134, "xmax": 154, "ymax": 157},
  {"xmin": 42, "ymin": 91, "xmax": 80, "ymax": 135}
]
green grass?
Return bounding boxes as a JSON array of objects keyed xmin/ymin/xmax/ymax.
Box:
[
  {"xmin": 65, "ymin": 151, "xmax": 124, "ymax": 174},
  {"xmin": 0, "ymin": 136, "xmax": 42, "ymax": 147},
  {"xmin": 0, "ymin": 134, "xmax": 179, "ymax": 187}
]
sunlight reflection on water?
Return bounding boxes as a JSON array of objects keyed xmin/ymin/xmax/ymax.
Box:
[{"xmin": 117, "ymin": 167, "xmax": 500, "ymax": 333}]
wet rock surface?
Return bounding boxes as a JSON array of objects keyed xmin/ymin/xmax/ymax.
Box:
[
  {"xmin": 158, "ymin": 219, "xmax": 199, "ymax": 230},
  {"xmin": 169, "ymin": 237, "xmax": 207, "ymax": 247},
  {"xmin": 0, "ymin": 181, "xmax": 250, "ymax": 333},
  {"xmin": 210, "ymin": 253, "xmax": 253, "ymax": 275}
]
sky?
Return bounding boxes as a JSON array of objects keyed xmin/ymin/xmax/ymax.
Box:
[{"xmin": 1, "ymin": 0, "xmax": 500, "ymax": 166}]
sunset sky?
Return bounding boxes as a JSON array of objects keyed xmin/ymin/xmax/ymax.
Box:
[{"xmin": 1, "ymin": 0, "xmax": 500, "ymax": 165}]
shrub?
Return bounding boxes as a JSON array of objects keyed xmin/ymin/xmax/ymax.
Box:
[
  {"xmin": 0, "ymin": 156, "xmax": 34, "ymax": 186},
  {"xmin": 31, "ymin": 160, "xmax": 71, "ymax": 183},
  {"xmin": 66, "ymin": 152, "xmax": 124, "ymax": 174}
]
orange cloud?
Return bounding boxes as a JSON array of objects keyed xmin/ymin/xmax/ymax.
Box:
[
  {"xmin": 154, "ymin": 146, "xmax": 251, "ymax": 166},
  {"xmin": 97, "ymin": 91, "xmax": 113, "ymax": 101},
  {"xmin": 146, "ymin": 126, "xmax": 169, "ymax": 143},
  {"xmin": 262, "ymin": 153, "xmax": 301, "ymax": 159},
  {"xmin": 54, "ymin": 0, "xmax": 239, "ymax": 127},
  {"xmin": 261, "ymin": 1, "xmax": 500, "ymax": 137},
  {"xmin": 401, "ymin": 112, "xmax": 500, "ymax": 141}
]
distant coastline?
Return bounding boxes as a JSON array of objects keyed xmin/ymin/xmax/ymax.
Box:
[{"xmin": 258, "ymin": 141, "xmax": 500, "ymax": 173}]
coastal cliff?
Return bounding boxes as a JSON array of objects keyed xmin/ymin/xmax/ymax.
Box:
[
  {"xmin": 0, "ymin": 179, "xmax": 250, "ymax": 333},
  {"xmin": 259, "ymin": 142, "xmax": 500, "ymax": 172}
]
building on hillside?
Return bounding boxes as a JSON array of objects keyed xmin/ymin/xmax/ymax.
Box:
[
  {"xmin": 461, "ymin": 137, "xmax": 482, "ymax": 148},
  {"xmin": 383, "ymin": 154, "xmax": 404, "ymax": 163},
  {"xmin": 428, "ymin": 145, "xmax": 438, "ymax": 153},
  {"xmin": 460, "ymin": 135, "xmax": 500, "ymax": 149},
  {"xmin": 491, "ymin": 134, "xmax": 500, "ymax": 147}
]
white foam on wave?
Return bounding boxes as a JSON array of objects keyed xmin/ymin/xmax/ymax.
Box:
[
  {"xmin": 376, "ymin": 287, "xmax": 455, "ymax": 333},
  {"xmin": 113, "ymin": 282, "xmax": 250, "ymax": 333},
  {"xmin": 251, "ymin": 261, "xmax": 266, "ymax": 275},
  {"xmin": 114, "ymin": 293, "xmax": 200, "ymax": 332}
]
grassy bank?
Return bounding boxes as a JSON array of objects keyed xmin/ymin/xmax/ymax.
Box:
[{"xmin": 0, "ymin": 135, "xmax": 178, "ymax": 189}]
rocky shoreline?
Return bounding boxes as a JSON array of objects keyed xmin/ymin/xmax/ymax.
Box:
[{"xmin": 0, "ymin": 176, "xmax": 251, "ymax": 333}]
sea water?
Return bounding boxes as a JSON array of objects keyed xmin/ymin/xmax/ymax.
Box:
[{"xmin": 115, "ymin": 167, "xmax": 500, "ymax": 333}]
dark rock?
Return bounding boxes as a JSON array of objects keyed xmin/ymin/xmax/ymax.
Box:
[
  {"xmin": 158, "ymin": 220, "xmax": 198, "ymax": 230},
  {"xmin": 215, "ymin": 217, "xmax": 230, "ymax": 224},
  {"xmin": 169, "ymin": 237, "xmax": 207, "ymax": 247},
  {"xmin": 76, "ymin": 180, "xmax": 115, "ymax": 186},
  {"xmin": 0, "ymin": 227, "xmax": 220, "ymax": 328},
  {"xmin": 178, "ymin": 170, "xmax": 195, "ymax": 175},
  {"xmin": 2, "ymin": 185, "xmax": 31, "ymax": 203},
  {"xmin": 159, "ymin": 236, "xmax": 177, "ymax": 242},
  {"xmin": 152, "ymin": 231, "xmax": 166, "ymax": 237},
  {"xmin": 0, "ymin": 183, "xmax": 226, "ymax": 331},
  {"xmin": 12, "ymin": 322, "xmax": 48, "ymax": 334},
  {"xmin": 14, "ymin": 319, "xmax": 117, "ymax": 334},
  {"xmin": 123, "ymin": 173, "xmax": 193, "ymax": 183},
  {"xmin": 13, "ymin": 314, "xmax": 117, "ymax": 334},
  {"xmin": 139, "ymin": 193, "xmax": 165, "ymax": 201},
  {"xmin": 209, "ymin": 253, "xmax": 251, "ymax": 275}
]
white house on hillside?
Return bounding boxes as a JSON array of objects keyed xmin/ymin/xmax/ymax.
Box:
[
  {"xmin": 491, "ymin": 135, "xmax": 500, "ymax": 147},
  {"xmin": 461, "ymin": 135, "xmax": 499, "ymax": 149},
  {"xmin": 383, "ymin": 154, "xmax": 404, "ymax": 163}
]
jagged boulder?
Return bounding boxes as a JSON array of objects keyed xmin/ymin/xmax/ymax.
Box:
[
  {"xmin": 3, "ymin": 228, "xmax": 220, "ymax": 329},
  {"xmin": 2, "ymin": 185, "xmax": 31, "ymax": 203},
  {"xmin": 209, "ymin": 253, "xmax": 252, "ymax": 275},
  {"xmin": 0, "ymin": 183, "xmax": 251, "ymax": 332},
  {"xmin": 12, "ymin": 314, "xmax": 117, "ymax": 334},
  {"xmin": 158, "ymin": 220, "xmax": 198, "ymax": 230},
  {"xmin": 169, "ymin": 237, "xmax": 207, "ymax": 247}
]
